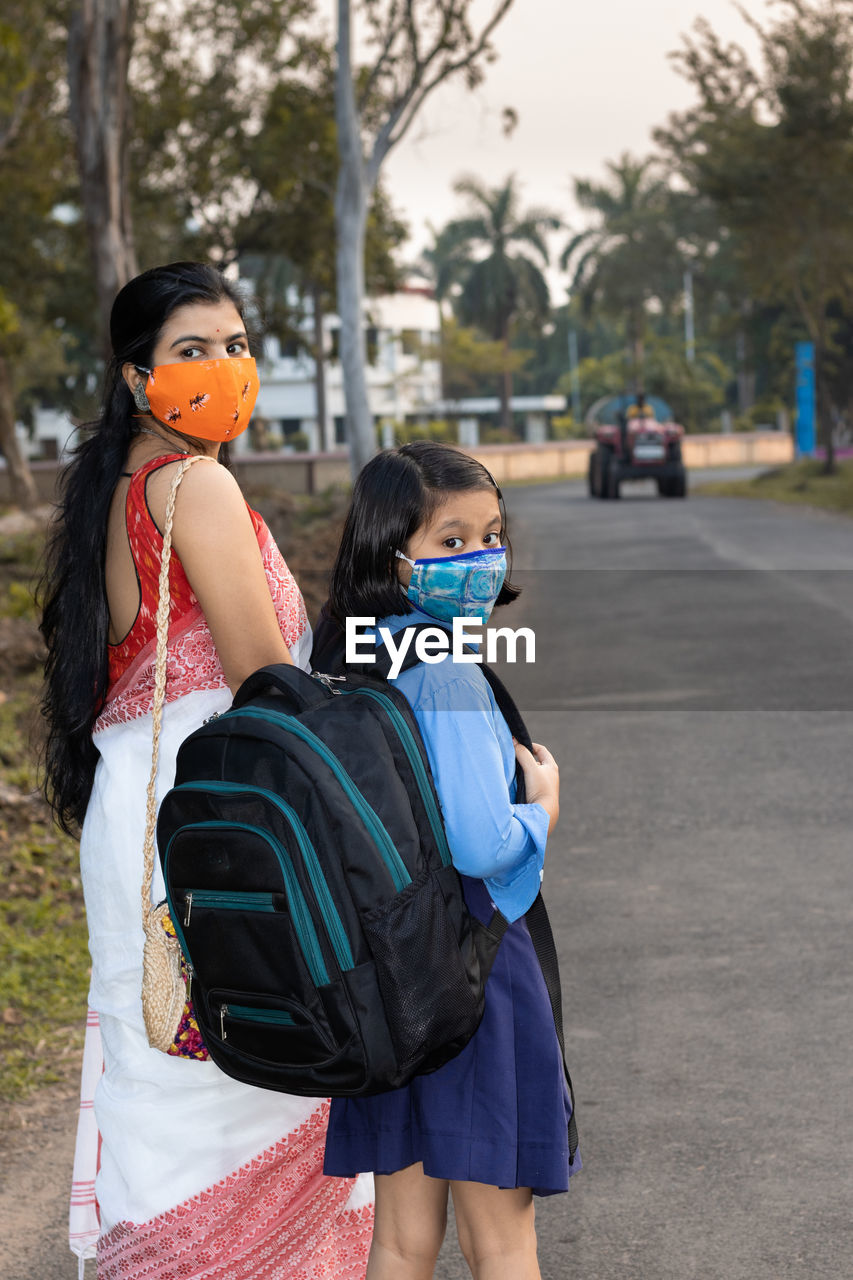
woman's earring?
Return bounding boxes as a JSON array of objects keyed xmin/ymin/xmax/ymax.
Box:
[{"xmin": 133, "ymin": 382, "xmax": 151, "ymax": 412}]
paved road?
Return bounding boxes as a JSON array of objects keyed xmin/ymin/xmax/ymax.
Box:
[
  {"xmin": 436, "ymin": 476, "xmax": 853, "ymax": 1278},
  {"xmin": 8, "ymin": 473, "xmax": 853, "ymax": 1278}
]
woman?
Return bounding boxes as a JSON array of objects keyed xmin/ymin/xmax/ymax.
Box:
[{"xmin": 40, "ymin": 262, "xmax": 373, "ymax": 1278}]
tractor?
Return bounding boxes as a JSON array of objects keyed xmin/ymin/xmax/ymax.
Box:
[{"xmin": 586, "ymin": 394, "xmax": 687, "ymax": 499}]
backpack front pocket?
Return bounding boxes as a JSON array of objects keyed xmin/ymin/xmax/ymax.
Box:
[
  {"xmin": 209, "ymin": 988, "xmax": 337, "ymax": 1066},
  {"xmin": 165, "ymin": 822, "xmax": 329, "ymax": 988}
]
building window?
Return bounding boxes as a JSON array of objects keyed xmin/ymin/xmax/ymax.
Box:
[{"xmin": 366, "ymin": 327, "xmax": 379, "ymax": 366}]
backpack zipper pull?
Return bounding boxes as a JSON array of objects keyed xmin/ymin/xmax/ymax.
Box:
[
  {"xmin": 220, "ymin": 1004, "xmax": 228, "ymax": 1040},
  {"xmin": 184, "ymin": 892, "xmax": 193, "ymax": 927},
  {"xmin": 312, "ymin": 672, "xmax": 346, "ymax": 695}
]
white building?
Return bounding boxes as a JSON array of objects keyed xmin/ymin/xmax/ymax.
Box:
[{"xmin": 247, "ymin": 284, "xmax": 443, "ymax": 454}]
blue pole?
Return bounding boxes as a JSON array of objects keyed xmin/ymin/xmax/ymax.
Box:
[{"xmin": 794, "ymin": 342, "xmax": 816, "ymax": 458}]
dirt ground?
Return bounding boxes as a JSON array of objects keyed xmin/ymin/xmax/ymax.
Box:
[{"xmin": 0, "ymin": 1082, "xmax": 84, "ymax": 1279}]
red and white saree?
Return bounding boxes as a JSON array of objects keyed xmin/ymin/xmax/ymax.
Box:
[{"xmin": 69, "ymin": 491, "xmax": 373, "ymax": 1277}]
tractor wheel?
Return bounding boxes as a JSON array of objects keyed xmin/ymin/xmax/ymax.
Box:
[
  {"xmin": 657, "ymin": 477, "xmax": 671, "ymax": 497},
  {"xmin": 673, "ymin": 468, "xmax": 688, "ymax": 498},
  {"xmin": 591, "ymin": 447, "xmax": 609, "ymax": 499},
  {"xmin": 606, "ymin": 460, "xmax": 621, "ymax": 499}
]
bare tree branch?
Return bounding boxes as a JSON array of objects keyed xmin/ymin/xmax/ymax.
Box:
[
  {"xmin": 370, "ymin": 0, "xmax": 515, "ymax": 176},
  {"xmin": 358, "ymin": 0, "xmax": 405, "ymax": 109}
]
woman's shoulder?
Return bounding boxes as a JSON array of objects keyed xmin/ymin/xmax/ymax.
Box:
[{"xmin": 143, "ymin": 455, "xmax": 246, "ymax": 536}]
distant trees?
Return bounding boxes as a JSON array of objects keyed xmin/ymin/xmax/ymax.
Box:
[
  {"xmin": 560, "ymin": 155, "xmax": 681, "ymax": 393},
  {"xmin": 656, "ymin": 0, "xmax": 853, "ymax": 466},
  {"xmin": 436, "ymin": 0, "xmax": 853, "ymax": 445},
  {"xmin": 0, "ymin": 0, "xmax": 74, "ymax": 507},
  {"xmin": 437, "ymin": 175, "xmax": 559, "ymax": 429}
]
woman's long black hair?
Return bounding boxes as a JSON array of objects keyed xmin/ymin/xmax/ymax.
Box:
[
  {"xmin": 327, "ymin": 440, "xmax": 520, "ymax": 626},
  {"xmin": 40, "ymin": 262, "xmax": 246, "ymax": 833}
]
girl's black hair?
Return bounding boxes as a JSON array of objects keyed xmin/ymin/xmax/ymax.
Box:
[
  {"xmin": 40, "ymin": 261, "xmax": 246, "ymax": 833},
  {"xmin": 327, "ymin": 440, "xmax": 520, "ymax": 626}
]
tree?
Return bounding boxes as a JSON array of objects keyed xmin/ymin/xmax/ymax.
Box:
[
  {"xmin": 335, "ymin": 0, "xmax": 517, "ymax": 474},
  {"xmin": 418, "ymin": 219, "xmax": 492, "ymax": 399},
  {"xmin": 437, "ymin": 174, "xmax": 558, "ymax": 428},
  {"xmin": 67, "ymin": 0, "xmax": 138, "ymax": 344},
  {"xmin": 237, "ymin": 63, "xmax": 407, "ymax": 451},
  {"xmin": 0, "ymin": 1, "xmax": 76, "ymax": 507},
  {"xmin": 561, "ymin": 154, "xmax": 683, "ymax": 393},
  {"xmin": 426, "ymin": 316, "xmax": 531, "ymax": 401},
  {"xmin": 127, "ymin": 0, "xmax": 314, "ymax": 267},
  {"xmin": 656, "ymin": 1, "xmax": 853, "ymax": 468}
]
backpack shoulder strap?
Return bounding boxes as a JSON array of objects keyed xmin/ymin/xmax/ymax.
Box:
[
  {"xmin": 525, "ymin": 892, "xmax": 580, "ymax": 1165},
  {"xmin": 232, "ymin": 662, "xmax": 330, "ymax": 713}
]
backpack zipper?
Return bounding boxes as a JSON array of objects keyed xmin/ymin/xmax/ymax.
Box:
[
  {"xmin": 340, "ymin": 687, "xmax": 453, "ymax": 869},
  {"xmin": 184, "ymin": 890, "xmax": 276, "ymax": 926},
  {"xmin": 172, "ymin": 781, "xmax": 354, "ymax": 972},
  {"xmin": 165, "ymin": 821, "xmax": 328, "ymax": 987},
  {"xmin": 222, "ymin": 706, "xmax": 411, "ymax": 892},
  {"xmin": 219, "ymin": 1003, "xmax": 296, "ymax": 1040}
]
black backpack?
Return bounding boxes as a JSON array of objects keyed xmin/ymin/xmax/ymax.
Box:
[
  {"xmin": 156, "ymin": 656, "xmax": 508, "ymax": 1096},
  {"xmin": 156, "ymin": 624, "xmax": 577, "ymax": 1159}
]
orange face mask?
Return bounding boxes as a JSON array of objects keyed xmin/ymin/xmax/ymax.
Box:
[{"xmin": 138, "ymin": 357, "xmax": 260, "ymax": 442}]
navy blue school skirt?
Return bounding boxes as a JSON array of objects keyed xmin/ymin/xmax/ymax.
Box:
[{"xmin": 323, "ymin": 876, "xmax": 580, "ymax": 1196}]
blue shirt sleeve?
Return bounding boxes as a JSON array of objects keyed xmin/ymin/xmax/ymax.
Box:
[{"xmin": 397, "ymin": 665, "xmax": 548, "ymax": 922}]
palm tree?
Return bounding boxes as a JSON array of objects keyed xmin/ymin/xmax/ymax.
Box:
[
  {"xmin": 418, "ymin": 222, "xmax": 478, "ymax": 400},
  {"xmin": 441, "ymin": 175, "xmax": 560, "ymax": 429},
  {"xmin": 562, "ymin": 154, "xmax": 681, "ymax": 392}
]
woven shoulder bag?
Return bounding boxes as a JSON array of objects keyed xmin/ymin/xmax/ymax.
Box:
[{"xmin": 139, "ymin": 454, "xmax": 212, "ymax": 1052}]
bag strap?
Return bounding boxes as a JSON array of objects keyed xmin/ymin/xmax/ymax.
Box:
[
  {"xmin": 526, "ymin": 893, "xmax": 580, "ymax": 1164},
  {"xmin": 140, "ymin": 455, "xmax": 212, "ymax": 930}
]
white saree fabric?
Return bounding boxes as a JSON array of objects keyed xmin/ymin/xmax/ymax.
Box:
[{"xmin": 72, "ymin": 686, "xmax": 373, "ymax": 1275}]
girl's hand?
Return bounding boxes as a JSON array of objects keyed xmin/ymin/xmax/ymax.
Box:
[{"xmin": 514, "ymin": 740, "xmax": 560, "ymax": 835}]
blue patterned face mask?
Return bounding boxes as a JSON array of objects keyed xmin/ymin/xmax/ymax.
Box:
[{"xmin": 396, "ymin": 546, "xmax": 507, "ymax": 624}]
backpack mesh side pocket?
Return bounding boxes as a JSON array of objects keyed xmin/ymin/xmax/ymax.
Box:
[{"xmin": 362, "ymin": 868, "xmax": 481, "ymax": 1071}]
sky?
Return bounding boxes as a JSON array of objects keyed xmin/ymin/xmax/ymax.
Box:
[{"xmin": 350, "ymin": 0, "xmax": 771, "ymax": 283}]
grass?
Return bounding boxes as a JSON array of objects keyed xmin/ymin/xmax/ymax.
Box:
[
  {"xmin": 0, "ymin": 715, "xmax": 89, "ymax": 1105},
  {"xmin": 693, "ymin": 459, "xmax": 853, "ymax": 515},
  {"xmin": 0, "ymin": 524, "xmax": 90, "ymax": 1107}
]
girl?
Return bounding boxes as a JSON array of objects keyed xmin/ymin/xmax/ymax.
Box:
[
  {"xmin": 40, "ymin": 262, "xmax": 373, "ymax": 1278},
  {"xmin": 320, "ymin": 441, "xmax": 580, "ymax": 1280}
]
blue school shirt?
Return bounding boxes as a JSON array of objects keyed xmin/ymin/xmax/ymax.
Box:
[{"xmin": 371, "ymin": 608, "xmax": 548, "ymax": 922}]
